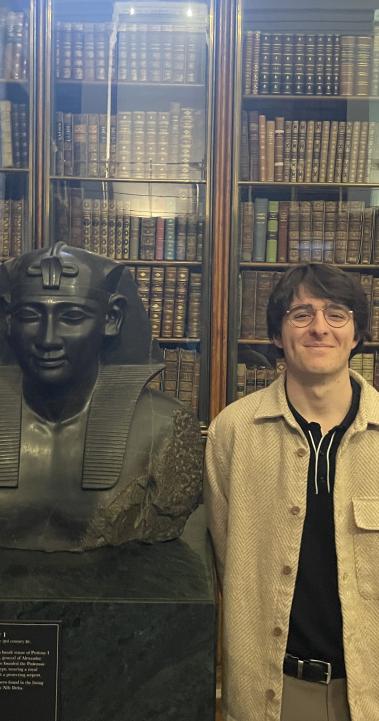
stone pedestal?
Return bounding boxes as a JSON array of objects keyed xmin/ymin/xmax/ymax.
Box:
[{"xmin": 0, "ymin": 506, "xmax": 217, "ymax": 721}]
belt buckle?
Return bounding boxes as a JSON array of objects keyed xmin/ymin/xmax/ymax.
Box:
[{"xmin": 309, "ymin": 658, "xmax": 332, "ymax": 685}]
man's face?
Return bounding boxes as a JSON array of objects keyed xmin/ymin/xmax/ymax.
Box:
[
  {"xmin": 273, "ymin": 286, "xmax": 358, "ymax": 382},
  {"xmin": 7, "ymin": 296, "xmax": 106, "ymax": 386}
]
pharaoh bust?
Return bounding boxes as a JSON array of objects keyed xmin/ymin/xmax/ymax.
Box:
[{"xmin": 0, "ymin": 243, "xmax": 202, "ymax": 552}]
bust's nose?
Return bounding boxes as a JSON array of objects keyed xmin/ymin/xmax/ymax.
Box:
[{"xmin": 35, "ymin": 310, "xmax": 62, "ymax": 349}]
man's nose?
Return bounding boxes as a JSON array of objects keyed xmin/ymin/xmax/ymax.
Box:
[
  {"xmin": 36, "ymin": 311, "xmax": 62, "ymax": 348},
  {"xmin": 308, "ymin": 308, "xmax": 329, "ymax": 332}
]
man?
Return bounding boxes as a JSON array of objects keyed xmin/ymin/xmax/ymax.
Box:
[
  {"xmin": 205, "ymin": 263, "xmax": 379, "ymax": 721},
  {"xmin": 0, "ymin": 242, "xmax": 202, "ymax": 552}
]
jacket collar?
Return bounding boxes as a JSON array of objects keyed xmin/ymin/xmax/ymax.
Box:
[{"xmin": 253, "ymin": 368, "xmax": 379, "ymax": 431}]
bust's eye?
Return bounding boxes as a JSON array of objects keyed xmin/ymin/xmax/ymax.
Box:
[
  {"xmin": 59, "ymin": 309, "xmax": 91, "ymax": 324},
  {"xmin": 13, "ymin": 307, "xmax": 41, "ymax": 323}
]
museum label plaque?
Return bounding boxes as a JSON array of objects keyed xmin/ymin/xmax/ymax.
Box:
[{"xmin": 0, "ymin": 621, "xmax": 60, "ymax": 721}]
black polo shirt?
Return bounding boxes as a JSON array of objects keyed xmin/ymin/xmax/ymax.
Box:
[{"xmin": 286, "ymin": 379, "xmax": 361, "ymax": 673}]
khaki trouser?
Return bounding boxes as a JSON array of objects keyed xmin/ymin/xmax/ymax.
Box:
[{"xmin": 280, "ymin": 674, "xmax": 351, "ymax": 721}]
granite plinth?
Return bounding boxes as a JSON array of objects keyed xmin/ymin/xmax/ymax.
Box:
[{"xmin": 0, "ymin": 506, "xmax": 217, "ymax": 721}]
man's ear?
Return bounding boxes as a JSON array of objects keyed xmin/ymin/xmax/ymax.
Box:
[
  {"xmin": 272, "ymin": 334, "xmax": 283, "ymax": 349},
  {"xmin": 104, "ymin": 294, "xmax": 126, "ymax": 337}
]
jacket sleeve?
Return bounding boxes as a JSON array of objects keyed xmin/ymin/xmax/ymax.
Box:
[{"xmin": 204, "ymin": 417, "xmax": 229, "ymax": 585}]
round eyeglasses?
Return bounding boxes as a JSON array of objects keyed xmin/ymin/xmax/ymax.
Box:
[{"xmin": 285, "ymin": 303, "xmax": 354, "ymax": 328}]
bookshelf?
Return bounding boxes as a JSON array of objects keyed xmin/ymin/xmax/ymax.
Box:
[
  {"xmin": 42, "ymin": 0, "xmax": 214, "ymax": 425},
  {"xmin": 228, "ymin": 0, "xmax": 379, "ymax": 403},
  {"xmin": 0, "ymin": 1, "xmax": 35, "ymax": 257}
]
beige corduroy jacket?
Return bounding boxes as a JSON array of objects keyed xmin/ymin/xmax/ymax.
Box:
[{"xmin": 204, "ymin": 370, "xmax": 379, "ymax": 721}]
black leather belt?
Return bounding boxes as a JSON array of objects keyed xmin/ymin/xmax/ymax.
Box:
[{"xmin": 284, "ymin": 653, "xmax": 346, "ymax": 684}]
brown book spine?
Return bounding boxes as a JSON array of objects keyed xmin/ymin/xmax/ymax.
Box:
[
  {"xmin": 258, "ymin": 114, "xmax": 266, "ymax": 181},
  {"xmin": 107, "ymin": 199, "xmax": 116, "ymax": 258},
  {"xmin": 243, "ymin": 31, "xmax": 254, "ymax": 95},
  {"xmin": 187, "ymin": 271, "xmax": 202, "ymax": 338},
  {"xmin": 299, "ymin": 200, "xmax": 312, "ymax": 261},
  {"xmin": 115, "ymin": 200, "xmax": 124, "ymax": 260},
  {"xmin": 173, "ymin": 266, "xmax": 189, "ymax": 338},
  {"xmin": 274, "ymin": 116, "xmax": 285, "ymax": 182},
  {"xmin": 356, "ymin": 121, "xmax": 369, "ymax": 184},
  {"xmin": 311, "ymin": 200, "xmax": 325, "ymax": 262},
  {"xmin": 334, "ymin": 201, "xmax": 349, "ymax": 263},
  {"xmin": 311, "ymin": 120, "xmax": 322, "ymax": 183},
  {"xmin": 283, "ymin": 120, "xmax": 292, "ymax": 182},
  {"xmin": 99, "ymin": 199, "xmax": 109, "ymax": 256},
  {"xmin": 289, "ymin": 120, "xmax": 299, "ymax": 183},
  {"xmin": 91, "ymin": 198, "xmax": 101, "ymax": 254},
  {"xmin": 333, "ymin": 121, "xmax": 346, "ymax": 183},
  {"xmin": 323, "ymin": 201, "xmax": 337, "ymax": 263},
  {"xmin": 163, "ymin": 348, "xmax": 180, "ymax": 397},
  {"xmin": 371, "ymin": 277, "xmax": 379, "ymax": 342},
  {"xmin": 186, "ymin": 215, "xmax": 198, "ymax": 261},
  {"xmin": 139, "ymin": 216, "xmax": 156, "ymax": 260},
  {"xmin": 348, "ymin": 121, "xmax": 361, "ymax": 183},
  {"xmin": 304, "ymin": 120, "xmax": 315, "ymax": 183},
  {"xmin": 346, "ymin": 200, "xmax": 364, "ymax": 264},
  {"xmin": 240, "ymin": 199, "xmax": 254, "ymax": 262},
  {"xmin": 82, "ymin": 198, "xmax": 92, "ymax": 251},
  {"xmin": 240, "ymin": 270, "xmax": 257, "ymax": 338},
  {"xmin": 373, "ymin": 208, "xmax": 379, "ymax": 264},
  {"xmin": 288, "ymin": 201, "xmax": 300, "ymax": 263},
  {"xmin": 325, "ymin": 120, "xmax": 338, "ymax": 183},
  {"xmin": 10, "ymin": 199, "xmax": 23, "ymax": 256},
  {"xmin": 135, "ymin": 266, "xmax": 151, "ymax": 316},
  {"xmin": 360, "ymin": 207, "xmax": 374, "ymax": 264},
  {"xmin": 360, "ymin": 274, "xmax": 373, "ymax": 334},
  {"xmin": 178, "ymin": 349, "xmax": 196, "ymax": 408},
  {"xmin": 240, "ymin": 111, "xmax": 250, "ymax": 181},
  {"xmin": 341, "ymin": 121, "xmax": 353, "ymax": 183},
  {"xmin": 296, "ymin": 120, "xmax": 307, "ymax": 183},
  {"xmin": 277, "ymin": 201, "xmax": 289, "ymax": 263},
  {"xmin": 161, "ymin": 266, "xmax": 177, "ymax": 338},
  {"xmin": 318, "ymin": 120, "xmax": 331, "ymax": 183},
  {"xmin": 364, "ymin": 121, "xmax": 376, "ymax": 183},
  {"xmin": 149, "ymin": 266, "xmax": 164, "ymax": 338},
  {"xmin": 248, "ymin": 110, "xmax": 259, "ymax": 181},
  {"xmin": 265, "ymin": 120, "xmax": 275, "ymax": 182},
  {"xmin": 255, "ymin": 271, "xmax": 275, "ymax": 339}
]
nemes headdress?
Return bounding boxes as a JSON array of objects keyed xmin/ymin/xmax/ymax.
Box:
[{"xmin": 0, "ymin": 243, "xmax": 162, "ymax": 365}]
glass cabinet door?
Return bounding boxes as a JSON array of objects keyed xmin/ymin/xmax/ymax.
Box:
[
  {"xmin": 0, "ymin": 0, "xmax": 35, "ymax": 258},
  {"xmin": 44, "ymin": 0, "xmax": 214, "ymax": 425},
  {"xmin": 229, "ymin": 0, "xmax": 379, "ymax": 401}
]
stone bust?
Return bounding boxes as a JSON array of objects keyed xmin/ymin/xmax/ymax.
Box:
[{"xmin": 0, "ymin": 243, "xmax": 202, "ymax": 552}]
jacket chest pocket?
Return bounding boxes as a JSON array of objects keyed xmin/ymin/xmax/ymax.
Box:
[{"xmin": 353, "ymin": 498, "xmax": 379, "ymax": 600}]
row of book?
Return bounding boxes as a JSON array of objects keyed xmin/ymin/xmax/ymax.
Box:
[
  {"xmin": 240, "ymin": 199, "xmax": 379, "ymax": 265},
  {"xmin": 243, "ymin": 31, "xmax": 377, "ymax": 97},
  {"xmin": 0, "ymin": 10, "xmax": 28, "ymax": 81},
  {"xmin": 55, "ymin": 21, "xmax": 206, "ymax": 84},
  {"xmin": 56, "ymin": 197, "xmax": 204, "ymax": 261},
  {"xmin": 0, "ymin": 198, "xmax": 24, "ymax": 258},
  {"xmin": 55, "ymin": 107, "xmax": 204, "ymax": 180},
  {"xmin": 128, "ymin": 265, "xmax": 201, "ymax": 339},
  {"xmin": 236, "ymin": 352, "xmax": 379, "ymax": 397},
  {"xmin": 239, "ymin": 270, "xmax": 379, "ymax": 341},
  {"xmin": 0, "ymin": 101, "xmax": 28, "ymax": 169},
  {"xmin": 149, "ymin": 348, "xmax": 200, "ymax": 415},
  {"xmin": 241, "ymin": 113, "xmax": 379, "ymax": 184}
]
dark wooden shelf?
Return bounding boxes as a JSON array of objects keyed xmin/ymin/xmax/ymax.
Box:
[
  {"xmin": 238, "ymin": 339, "xmax": 379, "ymax": 347},
  {"xmin": 121, "ymin": 260, "xmax": 202, "ymax": 267},
  {"xmin": 50, "ymin": 175, "xmax": 206, "ymax": 184},
  {"xmin": 0, "ymin": 167, "xmax": 29, "ymax": 173},
  {"xmin": 239, "ymin": 181, "xmax": 379, "ymax": 188},
  {"xmin": 156, "ymin": 337, "xmax": 201, "ymax": 343},
  {"xmin": 240, "ymin": 262, "xmax": 379, "ymax": 270},
  {"xmin": 243, "ymin": 94, "xmax": 379, "ymax": 102},
  {"xmin": 56, "ymin": 80, "xmax": 206, "ymax": 89}
]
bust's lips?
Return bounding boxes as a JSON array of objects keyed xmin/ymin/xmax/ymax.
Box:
[{"xmin": 32, "ymin": 354, "xmax": 67, "ymax": 368}]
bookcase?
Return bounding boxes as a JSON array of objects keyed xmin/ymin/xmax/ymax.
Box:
[
  {"xmin": 42, "ymin": 0, "xmax": 214, "ymax": 425},
  {"xmin": 0, "ymin": 0, "xmax": 35, "ymax": 258},
  {"xmin": 228, "ymin": 0, "xmax": 379, "ymax": 403}
]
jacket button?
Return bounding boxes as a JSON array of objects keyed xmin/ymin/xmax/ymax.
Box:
[
  {"xmin": 266, "ymin": 689, "xmax": 276, "ymax": 701},
  {"xmin": 296, "ymin": 448, "xmax": 307, "ymax": 457},
  {"xmin": 273, "ymin": 626, "xmax": 282, "ymax": 637},
  {"xmin": 283, "ymin": 566, "xmax": 292, "ymax": 575},
  {"xmin": 290, "ymin": 506, "xmax": 300, "ymax": 515}
]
